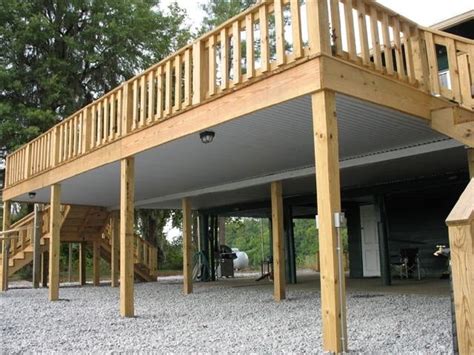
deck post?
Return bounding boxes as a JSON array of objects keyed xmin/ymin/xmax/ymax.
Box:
[
  {"xmin": 49, "ymin": 184, "xmax": 61, "ymax": 301},
  {"xmin": 79, "ymin": 242, "xmax": 86, "ymax": 285},
  {"xmin": 32, "ymin": 204, "xmax": 42, "ymax": 288},
  {"xmin": 284, "ymin": 202, "xmax": 297, "ymax": 284},
  {"xmin": 312, "ymin": 90, "xmax": 347, "ymax": 353},
  {"xmin": 446, "ymin": 180, "xmax": 474, "ymax": 355},
  {"xmin": 468, "ymin": 148, "xmax": 473, "ymax": 178},
  {"xmin": 92, "ymin": 240, "xmax": 100, "ymax": 286},
  {"xmin": 1, "ymin": 200, "xmax": 11, "ymax": 292},
  {"xmin": 120, "ymin": 157, "xmax": 135, "ymax": 317},
  {"xmin": 182, "ymin": 198, "xmax": 193, "ymax": 294},
  {"xmin": 111, "ymin": 212, "xmax": 120, "ymax": 287},
  {"xmin": 271, "ymin": 181, "xmax": 286, "ymax": 301},
  {"xmin": 41, "ymin": 251, "xmax": 49, "ymax": 287}
]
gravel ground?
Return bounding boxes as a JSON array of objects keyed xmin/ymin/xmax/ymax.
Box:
[{"xmin": 0, "ymin": 279, "xmax": 453, "ymax": 353}]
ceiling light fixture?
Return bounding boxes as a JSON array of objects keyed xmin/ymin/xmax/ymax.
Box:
[
  {"xmin": 28, "ymin": 192, "xmax": 36, "ymax": 199},
  {"xmin": 199, "ymin": 130, "xmax": 215, "ymax": 144}
]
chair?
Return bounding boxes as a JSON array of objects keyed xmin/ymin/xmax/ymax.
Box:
[{"xmin": 391, "ymin": 248, "xmax": 422, "ymax": 280}]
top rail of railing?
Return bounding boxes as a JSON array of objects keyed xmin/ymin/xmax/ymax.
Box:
[{"xmin": 4, "ymin": 0, "xmax": 474, "ymax": 189}]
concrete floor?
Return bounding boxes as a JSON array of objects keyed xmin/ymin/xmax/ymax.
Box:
[{"xmin": 195, "ymin": 270, "xmax": 452, "ymax": 297}]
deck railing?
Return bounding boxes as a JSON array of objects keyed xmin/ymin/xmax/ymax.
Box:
[{"xmin": 5, "ymin": 0, "xmax": 474, "ymax": 189}]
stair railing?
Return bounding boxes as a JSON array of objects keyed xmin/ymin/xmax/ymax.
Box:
[{"xmin": 102, "ymin": 221, "xmax": 158, "ymax": 277}]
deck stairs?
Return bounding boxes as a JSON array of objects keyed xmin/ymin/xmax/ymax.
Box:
[{"xmin": 1, "ymin": 205, "xmax": 158, "ymax": 282}]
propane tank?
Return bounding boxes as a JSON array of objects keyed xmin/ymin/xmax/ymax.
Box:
[{"xmin": 232, "ymin": 248, "xmax": 249, "ymax": 270}]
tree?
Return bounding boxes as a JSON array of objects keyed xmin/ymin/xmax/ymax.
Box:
[
  {"xmin": 199, "ymin": 0, "xmax": 257, "ymax": 34},
  {"xmin": 0, "ymin": 0, "xmax": 191, "ymax": 152}
]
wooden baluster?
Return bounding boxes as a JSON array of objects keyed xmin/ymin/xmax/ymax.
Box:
[
  {"xmin": 290, "ymin": 0, "xmax": 303, "ymax": 59},
  {"xmin": 116, "ymin": 89, "xmax": 122, "ymax": 136},
  {"xmin": 58, "ymin": 124, "xmax": 64, "ymax": 163},
  {"xmin": 147, "ymin": 71, "xmax": 154, "ymax": 123},
  {"xmin": 208, "ymin": 36, "xmax": 216, "ymax": 96},
  {"xmin": 424, "ymin": 31, "xmax": 440, "ymax": 95},
  {"xmin": 139, "ymin": 75, "xmax": 146, "ymax": 126},
  {"xmin": 392, "ymin": 17, "xmax": 406, "ymax": 80},
  {"xmin": 183, "ymin": 49, "xmax": 192, "ymax": 107},
  {"xmin": 25, "ymin": 144, "xmax": 31, "ymax": 179},
  {"xmin": 221, "ymin": 27, "xmax": 229, "ymax": 89},
  {"xmin": 174, "ymin": 55, "xmax": 182, "ymax": 112},
  {"xmin": 381, "ymin": 12, "xmax": 394, "ymax": 75},
  {"xmin": 156, "ymin": 66, "xmax": 163, "ymax": 120},
  {"xmin": 121, "ymin": 83, "xmax": 133, "ymax": 135},
  {"xmin": 274, "ymin": 0, "xmax": 285, "ymax": 66},
  {"xmin": 132, "ymin": 80, "xmax": 138, "ymax": 130},
  {"xmin": 97, "ymin": 101, "xmax": 103, "ymax": 146},
  {"xmin": 233, "ymin": 21, "xmax": 241, "ymax": 84},
  {"xmin": 192, "ymin": 40, "xmax": 206, "ymax": 105},
  {"xmin": 330, "ymin": 0, "xmax": 343, "ymax": 56},
  {"xmin": 90, "ymin": 105, "xmax": 96, "ymax": 149},
  {"xmin": 72, "ymin": 116, "xmax": 77, "ymax": 157},
  {"xmin": 246, "ymin": 14, "xmax": 254, "ymax": 79},
  {"xmin": 369, "ymin": 6, "xmax": 382, "ymax": 71},
  {"xmin": 259, "ymin": 4, "xmax": 269, "ymax": 72},
  {"xmin": 357, "ymin": 0, "xmax": 370, "ymax": 66},
  {"xmin": 458, "ymin": 53, "xmax": 474, "ymax": 107},
  {"xmin": 103, "ymin": 97, "xmax": 109, "ymax": 142},
  {"xmin": 110, "ymin": 93, "xmax": 116, "ymax": 139},
  {"xmin": 165, "ymin": 61, "xmax": 172, "ymax": 116},
  {"xmin": 402, "ymin": 23, "xmax": 415, "ymax": 83},
  {"xmin": 343, "ymin": 0, "xmax": 357, "ymax": 61},
  {"xmin": 446, "ymin": 38, "xmax": 462, "ymax": 103}
]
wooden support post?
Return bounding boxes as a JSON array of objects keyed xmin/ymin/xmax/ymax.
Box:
[
  {"xmin": 41, "ymin": 251, "xmax": 49, "ymax": 287},
  {"xmin": 182, "ymin": 198, "xmax": 193, "ymax": 295},
  {"xmin": 111, "ymin": 212, "xmax": 120, "ymax": 287},
  {"xmin": 1, "ymin": 200, "xmax": 11, "ymax": 292},
  {"xmin": 468, "ymin": 148, "xmax": 474, "ymax": 179},
  {"xmin": 312, "ymin": 90, "xmax": 347, "ymax": 353},
  {"xmin": 49, "ymin": 184, "xmax": 61, "ymax": 301},
  {"xmin": 446, "ymin": 180, "xmax": 474, "ymax": 355},
  {"xmin": 120, "ymin": 157, "xmax": 135, "ymax": 317},
  {"xmin": 68, "ymin": 243, "xmax": 73, "ymax": 282},
  {"xmin": 32, "ymin": 204, "xmax": 42, "ymax": 288},
  {"xmin": 92, "ymin": 240, "xmax": 100, "ymax": 286},
  {"xmin": 271, "ymin": 181, "xmax": 286, "ymax": 301},
  {"xmin": 79, "ymin": 242, "xmax": 86, "ymax": 286}
]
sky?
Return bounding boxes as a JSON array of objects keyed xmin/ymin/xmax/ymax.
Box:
[{"xmin": 162, "ymin": 0, "xmax": 473, "ymax": 29}]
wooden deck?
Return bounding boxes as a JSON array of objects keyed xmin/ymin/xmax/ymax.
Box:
[
  {"xmin": 2, "ymin": 1, "xmax": 474, "ymax": 353},
  {"xmin": 3, "ymin": 0, "xmax": 474, "ymax": 200}
]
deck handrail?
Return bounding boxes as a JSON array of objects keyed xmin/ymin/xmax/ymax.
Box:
[{"xmin": 4, "ymin": 0, "xmax": 474, "ymax": 189}]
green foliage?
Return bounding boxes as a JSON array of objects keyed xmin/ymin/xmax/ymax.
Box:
[
  {"xmin": 199, "ymin": 0, "xmax": 257, "ymax": 34},
  {"xmin": 225, "ymin": 217, "xmax": 271, "ymax": 268},
  {"xmin": 0, "ymin": 0, "xmax": 191, "ymax": 151}
]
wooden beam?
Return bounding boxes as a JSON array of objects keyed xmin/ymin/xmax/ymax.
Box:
[
  {"xmin": 271, "ymin": 181, "xmax": 286, "ymax": 301},
  {"xmin": 120, "ymin": 157, "xmax": 135, "ymax": 317},
  {"xmin": 182, "ymin": 197, "xmax": 193, "ymax": 295},
  {"xmin": 446, "ymin": 179, "xmax": 474, "ymax": 355},
  {"xmin": 468, "ymin": 149, "xmax": 474, "ymax": 179},
  {"xmin": 1, "ymin": 200, "xmax": 11, "ymax": 291},
  {"xmin": 321, "ymin": 55, "xmax": 447, "ymax": 120},
  {"xmin": 111, "ymin": 212, "xmax": 120, "ymax": 287},
  {"xmin": 312, "ymin": 90, "xmax": 347, "ymax": 353},
  {"xmin": 92, "ymin": 240, "xmax": 100, "ymax": 286},
  {"xmin": 431, "ymin": 107, "xmax": 474, "ymax": 147},
  {"xmin": 79, "ymin": 242, "xmax": 86, "ymax": 286},
  {"xmin": 49, "ymin": 184, "xmax": 61, "ymax": 301},
  {"xmin": 32, "ymin": 204, "xmax": 42, "ymax": 288}
]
